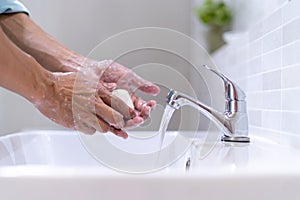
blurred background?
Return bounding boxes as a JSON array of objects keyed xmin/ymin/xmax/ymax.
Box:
[{"xmin": 0, "ymin": 0, "xmax": 298, "ymax": 142}]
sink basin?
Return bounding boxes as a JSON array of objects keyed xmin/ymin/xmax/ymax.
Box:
[
  {"xmin": 0, "ymin": 130, "xmax": 190, "ymax": 173},
  {"xmin": 0, "ymin": 130, "xmax": 300, "ymax": 200}
]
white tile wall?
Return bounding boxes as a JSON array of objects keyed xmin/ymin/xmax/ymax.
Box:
[
  {"xmin": 210, "ymin": 0, "xmax": 300, "ymax": 146},
  {"xmin": 282, "ymin": 65, "xmax": 300, "ymax": 88}
]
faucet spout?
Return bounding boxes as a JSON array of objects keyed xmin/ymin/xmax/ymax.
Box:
[{"xmin": 166, "ymin": 66, "xmax": 250, "ymax": 143}]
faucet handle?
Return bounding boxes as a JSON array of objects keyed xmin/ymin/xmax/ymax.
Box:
[{"xmin": 203, "ymin": 65, "xmax": 246, "ymax": 101}]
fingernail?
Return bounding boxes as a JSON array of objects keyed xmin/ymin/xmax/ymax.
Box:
[
  {"xmin": 135, "ymin": 117, "xmax": 144, "ymax": 124},
  {"xmin": 138, "ymin": 101, "xmax": 143, "ymax": 108},
  {"xmin": 119, "ymin": 132, "xmax": 128, "ymax": 139},
  {"xmin": 142, "ymin": 105, "xmax": 151, "ymax": 115},
  {"xmin": 130, "ymin": 109, "xmax": 137, "ymax": 118}
]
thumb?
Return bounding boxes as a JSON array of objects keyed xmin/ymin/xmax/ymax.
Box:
[{"xmin": 102, "ymin": 82, "xmax": 117, "ymax": 92}]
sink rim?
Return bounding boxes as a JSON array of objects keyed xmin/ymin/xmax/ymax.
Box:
[{"xmin": 1, "ymin": 130, "xmax": 300, "ymax": 177}]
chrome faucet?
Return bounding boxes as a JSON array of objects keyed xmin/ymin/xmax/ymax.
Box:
[{"xmin": 166, "ymin": 65, "xmax": 250, "ymax": 143}]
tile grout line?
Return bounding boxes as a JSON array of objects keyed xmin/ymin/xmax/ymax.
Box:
[{"xmin": 280, "ymin": 9, "xmax": 284, "ymax": 141}]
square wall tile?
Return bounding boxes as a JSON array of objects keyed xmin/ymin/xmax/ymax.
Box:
[
  {"xmin": 282, "ymin": 41, "xmax": 300, "ymax": 66},
  {"xmin": 263, "ymin": 70, "xmax": 281, "ymax": 90},
  {"xmin": 282, "ymin": 111, "xmax": 300, "ymax": 134},
  {"xmin": 262, "ymin": 90, "xmax": 282, "ymax": 110},
  {"xmin": 247, "ymin": 56, "xmax": 262, "ymax": 75},
  {"xmin": 247, "ymin": 92, "xmax": 263, "ymax": 109},
  {"xmin": 282, "ymin": 88, "xmax": 300, "ymax": 111},
  {"xmin": 262, "ymin": 49, "xmax": 282, "ymax": 71},
  {"xmin": 262, "ymin": 110, "xmax": 282, "ymax": 130},
  {"xmin": 262, "ymin": 28, "xmax": 282, "ymax": 53},
  {"xmin": 246, "ymin": 74, "xmax": 263, "ymax": 92},
  {"xmin": 236, "ymin": 62, "xmax": 249, "ymax": 79},
  {"xmin": 263, "ymin": 9, "xmax": 282, "ymax": 34},
  {"xmin": 249, "ymin": 39, "xmax": 262, "ymax": 59},
  {"xmin": 283, "ymin": 17, "xmax": 300, "ymax": 45},
  {"xmin": 282, "ymin": 64, "xmax": 300, "ymax": 88},
  {"xmin": 282, "ymin": 0, "xmax": 300, "ymax": 23},
  {"xmin": 248, "ymin": 109, "xmax": 262, "ymax": 127}
]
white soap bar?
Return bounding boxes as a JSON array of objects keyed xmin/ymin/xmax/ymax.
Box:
[{"xmin": 112, "ymin": 89, "xmax": 134, "ymax": 109}]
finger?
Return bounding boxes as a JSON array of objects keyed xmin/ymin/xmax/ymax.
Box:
[
  {"xmin": 131, "ymin": 94, "xmax": 156, "ymax": 110},
  {"xmin": 131, "ymin": 93, "xmax": 155, "ymax": 119},
  {"xmin": 131, "ymin": 93, "xmax": 147, "ymax": 111},
  {"xmin": 137, "ymin": 84, "xmax": 161, "ymax": 95},
  {"xmin": 140, "ymin": 105, "xmax": 151, "ymax": 119},
  {"xmin": 125, "ymin": 116, "xmax": 144, "ymax": 128},
  {"xmin": 81, "ymin": 125, "xmax": 97, "ymax": 135},
  {"xmin": 73, "ymin": 93, "xmax": 126, "ymax": 130},
  {"xmin": 102, "ymin": 82, "xmax": 117, "ymax": 92},
  {"xmin": 109, "ymin": 127, "xmax": 128, "ymax": 139},
  {"xmin": 102, "ymin": 61, "xmax": 160, "ymax": 95},
  {"xmin": 95, "ymin": 117, "xmax": 110, "ymax": 133},
  {"xmin": 146, "ymin": 100, "xmax": 156, "ymax": 108},
  {"xmin": 97, "ymin": 83, "xmax": 136, "ymax": 119},
  {"xmin": 100, "ymin": 93, "xmax": 136, "ymax": 120},
  {"xmin": 75, "ymin": 121, "xmax": 97, "ymax": 135},
  {"xmin": 72, "ymin": 109, "xmax": 98, "ymax": 135},
  {"xmin": 130, "ymin": 73, "xmax": 160, "ymax": 95},
  {"xmin": 92, "ymin": 115, "xmax": 128, "ymax": 139},
  {"xmin": 94, "ymin": 100, "xmax": 125, "ymax": 129}
]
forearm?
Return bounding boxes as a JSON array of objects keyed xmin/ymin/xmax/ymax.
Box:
[
  {"xmin": 0, "ymin": 13, "xmax": 84, "ymax": 72},
  {"xmin": 0, "ymin": 26, "xmax": 52, "ymax": 103}
]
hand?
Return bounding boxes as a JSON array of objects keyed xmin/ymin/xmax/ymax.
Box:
[
  {"xmin": 35, "ymin": 60, "xmax": 160, "ymax": 139},
  {"xmin": 34, "ymin": 71, "xmax": 143, "ymax": 138},
  {"xmin": 81, "ymin": 60, "xmax": 160, "ymax": 124}
]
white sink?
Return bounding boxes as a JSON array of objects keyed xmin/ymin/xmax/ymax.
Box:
[
  {"xmin": 0, "ymin": 130, "xmax": 300, "ymax": 200},
  {"xmin": 0, "ymin": 130, "xmax": 190, "ymax": 173}
]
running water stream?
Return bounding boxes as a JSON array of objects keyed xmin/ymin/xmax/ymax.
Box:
[{"xmin": 158, "ymin": 105, "xmax": 175, "ymax": 151}]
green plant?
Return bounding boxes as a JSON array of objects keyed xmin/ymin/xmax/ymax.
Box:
[{"xmin": 196, "ymin": 0, "xmax": 232, "ymax": 27}]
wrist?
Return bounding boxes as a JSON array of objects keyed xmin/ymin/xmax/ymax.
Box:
[
  {"xmin": 0, "ymin": 13, "xmax": 86, "ymax": 73},
  {"xmin": 21, "ymin": 58, "xmax": 56, "ymax": 105},
  {"xmin": 59, "ymin": 53, "xmax": 87, "ymax": 72}
]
